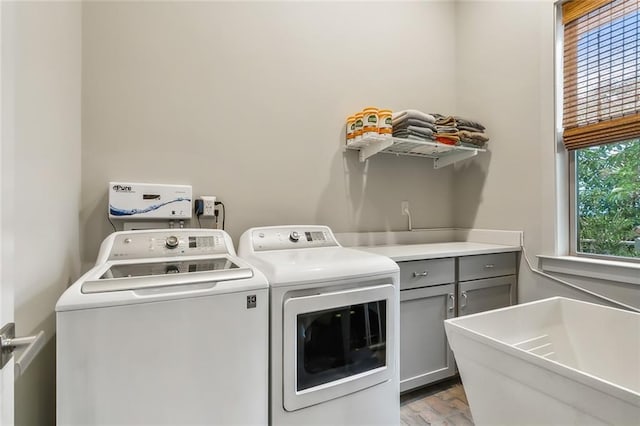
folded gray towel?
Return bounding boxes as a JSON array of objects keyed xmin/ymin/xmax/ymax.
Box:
[
  {"xmin": 392, "ymin": 118, "xmax": 437, "ymax": 131},
  {"xmin": 457, "ymin": 125, "xmax": 485, "ymax": 133},
  {"xmin": 455, "ymin": 116, "xmax": 486, "ymax": 131},
  {"xmin": 393, "ymin": 126, "xmax": 434, "ymax": 138},
  {"xmin": 392, "ymin": 109, "xmax": 436, "ymax": 124},
  {"xmin": 406, "ymin": 125, "xmax": 434, "ymax": 136}
]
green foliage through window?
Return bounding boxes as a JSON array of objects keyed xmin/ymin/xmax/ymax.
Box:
[{"xmin": 576, "ymin": 140, "xmax": 640, "ymax": 258}]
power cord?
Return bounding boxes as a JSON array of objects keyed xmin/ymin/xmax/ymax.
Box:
[
  {"xmin": 107, "ymin": 215, "xmax": 117, "ymax": 232},
  {"xmin": 215, "ymin": 201, "xmax": 225, "ymax": 230},
  {"xmin": 520, "ymin": 238, "xmax": 639, "ymax": 313},
  {"xmin": 194, "ymin": 199, "xmax": 204, "ymax": 228},
  {"xmin": 194, "ymin": 199, "xmax": 224, "ymax": 229}
]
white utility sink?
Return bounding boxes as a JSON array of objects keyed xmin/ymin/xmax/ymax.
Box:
[{"xmin": 445, "ymin": 297, "xmax": 640, "ymax": 425}]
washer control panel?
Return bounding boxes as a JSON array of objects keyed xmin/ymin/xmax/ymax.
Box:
[
  {"xmin": 251, "ymin": 226, "xmax": 339, "ymax": 251},
  {"xmin": 105, "ymin": 230, "xmax": 229, "ymax": 260}
]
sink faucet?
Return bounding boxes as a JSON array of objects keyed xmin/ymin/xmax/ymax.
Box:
[{"xmin": 402, "ymin": 205, "xmax": 412, "ymax": 232}]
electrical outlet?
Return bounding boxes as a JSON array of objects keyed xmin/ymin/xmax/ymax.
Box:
[
  {"xmin": 401, "ymin": 201, "xmax": 409, "ymax": 215},
  {"xmin": 200, "ymin": 196, "xmax": 217, "ymax": 217}
]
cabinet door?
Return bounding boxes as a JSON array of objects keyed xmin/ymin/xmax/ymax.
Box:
[
  {"xmin": 400, "ymin": 284, "xmax": 456, "ymax": 392},
  {"xmin": 458, "ymin": 275, "xmax": 516, "ymax": 317}
]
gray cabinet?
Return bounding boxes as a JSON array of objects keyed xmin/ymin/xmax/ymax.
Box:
[
  {"xmin": 458, "ymin": 253, "xmax": 517, "ymax": 317},
  {"xmin": 459, "ymin": 252, "xmax": 517, "ymax": 282},
  {"xmin": 398, "ymin": 251, "xmax": 518, "ymax": 393},
  {"xmin": 457, "ymin": 275, "xmax": 517, "ymax": 316},
  {"xmin": 400, "ymin": 284, "xmax": 456, "ymax": 392},
  {"xmin": 398, "ymin": 258, "xmax": 455, "ymax": 393},
  {"xmin": 399, "ymin": 258, "xmax": 456, "ymax": 290}
]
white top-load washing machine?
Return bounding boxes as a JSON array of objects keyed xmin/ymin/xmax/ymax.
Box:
[
  {"xmin": 56, "ymin": 229, "xmax": 268, "ymax": 425},
  {"xmin": 238, "ymin": 225, "xmax": 400, "ymax": 425}
]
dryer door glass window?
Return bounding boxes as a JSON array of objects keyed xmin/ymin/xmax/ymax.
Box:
[{"xmin": 296, "ymin": 300, "xmax": 386, "ymax": 391}]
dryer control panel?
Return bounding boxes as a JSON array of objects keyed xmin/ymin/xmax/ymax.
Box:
[
  {"xmin": 100, "ymin": 230, "xmax": 231, "ymax": 261},
  {"xmin": 249, "ymin": 226, "xmax": 340, "ymax": 252}
]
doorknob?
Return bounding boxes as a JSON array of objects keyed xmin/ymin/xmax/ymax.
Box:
[{"xmin": 0, "ymin": 322, "xmax": 45, "ymax": 376}]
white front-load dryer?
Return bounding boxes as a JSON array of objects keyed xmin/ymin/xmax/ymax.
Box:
[
  {"xmin": 238, "ymin": 225, "xmax": 400, "ymax": 426},
  {"xmin": 56, "ymin": 229, "xmax": 269, "ymax": 425}
]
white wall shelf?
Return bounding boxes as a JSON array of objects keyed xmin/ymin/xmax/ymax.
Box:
[{"xmin": 345, "ymin": 135, "xmax": 485, "ymax": 169}]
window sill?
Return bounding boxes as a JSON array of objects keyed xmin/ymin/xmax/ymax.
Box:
[{"xmin": 537, "ymin": 255, "xmax": 640, "ymax": 286}]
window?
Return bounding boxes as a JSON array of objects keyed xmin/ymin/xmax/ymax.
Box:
[
  {"xmin": 562, "ymin": 0, "xmax": 640, "ymax": 261},
  {"xmin": 574, "ymin": 140, "xmax": 640, "ymax": 258}
]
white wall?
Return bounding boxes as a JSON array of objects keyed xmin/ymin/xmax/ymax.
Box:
[
  {"xmin": 2, "ymin": 2, "xmax": 82, "ymax": 424},
  {"xmin": 81, "ymin": 1, "xmax": 458, "ymax": 265}
]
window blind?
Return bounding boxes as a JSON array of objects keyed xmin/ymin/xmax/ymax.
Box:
[{"xmin": 562, "ymin": 0, "xmax": 640, "ymax": 150}]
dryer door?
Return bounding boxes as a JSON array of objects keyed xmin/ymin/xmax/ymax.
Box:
[{"xmin": 282, "ymin": 284, "xmax": 395, "ymax": 411}]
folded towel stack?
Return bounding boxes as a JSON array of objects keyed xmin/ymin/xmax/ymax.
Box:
[
  {"xmin": 455, "ymin": 116, "xmax": 489, "ymax": 148},
  {"xmin": 389, "ymin": 110, "xmax": 489, "ymax": 148},
  {"xmin": 431, "ymin": 114, "xmax": 460, "ymax": 145},
  {"xmin": 392, "ymin": 110, "xmax": 436, "ymax": 142}
]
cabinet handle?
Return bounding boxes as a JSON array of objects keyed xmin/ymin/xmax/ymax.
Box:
[
  {"xmin": 448, "ymin": 294, "xmax": 455, "ymax": 312},
  {"xmin": 461, "ymin": 291, "xmax": 468, "ymax": 309},
  {"xmin": 484, "ymin": 264, "xmax": 495, "ymax": 269},
  {"xmin": 413, "ymin": 271, "xmax": 429, "ymax": 278}
]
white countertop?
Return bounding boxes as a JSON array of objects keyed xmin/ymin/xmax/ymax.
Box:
[{"xmin": 354, "ymin": 242, "xmax": 521, "ymax": 262}]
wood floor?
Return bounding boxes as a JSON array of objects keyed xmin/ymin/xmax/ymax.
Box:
[{"xmin": 400, "ymin": 378, "xmax": 474, "ymax": 426}]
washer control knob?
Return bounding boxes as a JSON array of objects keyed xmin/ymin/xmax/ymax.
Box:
[
  {"xmin": 165, "ymin": 235, "xmax": 179, "ymax": 249},
  {"xmin": 289, "ymin": 231, "xmax": 300, "ymax": 242}
]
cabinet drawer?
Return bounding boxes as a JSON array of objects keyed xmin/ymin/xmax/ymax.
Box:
[
  {"xmin": 458, "ymin": 252, "xmax": 516, "ymax": 281},
  {"xmin": 399, "ymin": 258, "xmax": 455, "ymax": 290}
]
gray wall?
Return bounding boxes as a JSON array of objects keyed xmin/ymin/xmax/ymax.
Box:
[
  {"xmin": 2, "ymin": 1, "xmax": 82, "ymax": 424},
  {"xmin": 453, "ymin": 0, "xmax": 634, "ymax": 307},
  {"xmin": 83, "ymin": 0, "xmax": 631, "ymax": 306},
  {"xmin": 454, "ymin": 0, "xmax": 555, "ymax": 303},
  {"xmin": 80, "ymin": 1, "xmax": 459, "ymax": 265}
]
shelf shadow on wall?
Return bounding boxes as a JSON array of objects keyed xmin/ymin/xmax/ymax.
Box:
[
  {"xmin": 316, "ymin": 135, "xmax": 462, "ymax": 233},
  {"xmin": 452, "ymin": 148, "xmax": 492, "ymax": 228}
]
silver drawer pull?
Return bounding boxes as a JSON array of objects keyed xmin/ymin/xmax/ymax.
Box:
[
  {"xmin": 413, "ymin": 271, "xmax": 429, "ymax": 278},
  {"xmin": 461, "ymin": 291, "xmax": 468, "ymax": 309},
  {"xmin": 484, "ymin": 264, "xmax": 495, "ymax": 269},
  {"xmin": 448, "ymin": 294, "xmax": 455, "ymax": 312}
]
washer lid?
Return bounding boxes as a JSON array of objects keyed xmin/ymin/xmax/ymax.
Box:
[
  {"xmin": 82, "ymin": 255, "xmax": 253, "ymax": 294},
  {"xmin": 56, "ymin": 254, "xmax": 268, "ymax": 312},
  {"xmin": 242, "ymin": 246, "xmax": 398, "ymax": 286}
]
